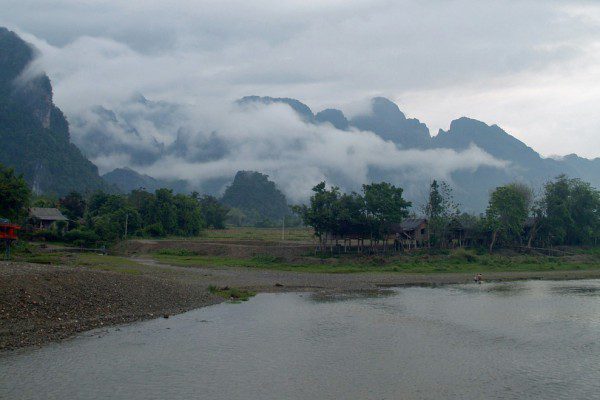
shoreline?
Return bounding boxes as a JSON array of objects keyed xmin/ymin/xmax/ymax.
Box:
[{"xmin": 2, "ymin": 260, "xmax": 600, "ymax": 353}]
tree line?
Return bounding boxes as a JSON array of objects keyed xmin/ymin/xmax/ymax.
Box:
[
  {"xmin": 0, "ymin": 163, "xmax": 230, "ymax": 246},
  {"xmin": 295, "ymin": 175, "xmax": 600, "ymax": 251},
  {"xmin": 1, "ymin": 161, "xmax": 598, "ymax": 250}
]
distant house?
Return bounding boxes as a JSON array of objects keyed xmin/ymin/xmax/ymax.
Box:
[
  {"xmin": 29, "ymin": 207, "xmax": 68, "ymax": 230},
  {"xmin": 448, "ymin": 217, "xmax": 479, "ymax": 248},
  {"xmin": 390, "ymin": 218, "xmax": 429, "ymax": 249}
]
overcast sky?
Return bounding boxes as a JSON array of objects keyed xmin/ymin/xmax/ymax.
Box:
[{"xmin": 2, "ymin": 0, "xmax": 600, "ymax": 158}]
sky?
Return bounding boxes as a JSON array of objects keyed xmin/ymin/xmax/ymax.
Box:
[{"xmin": 1, "ymin": 0, "xmax": 599, "ymax": 200}]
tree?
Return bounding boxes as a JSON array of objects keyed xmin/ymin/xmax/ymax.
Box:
[
  {"xmin": 423, "ymin": 180, "xmax": 460, "ymax": 247},
  {"xmin": 293, "ymin": 182, "xmax": 341, "ymax": 243},
  {"xmin": 174, "ymin": 194, "xmax": 204, "ymax": 236},
  {"xmin": 0, "ymin": 163, "xmax": 30, "ymax": 221},
  {"xmin": 542, "ymin": 175, "xmax": 600, "ymax": 245},
  {"xmin": 362, "ymin": 182, "xmax": 411, "ymax": 240},
  {"xmin": 59, "ymin": 191, "xmax": 86, "ymax": 220},
  {"xmin": 486, "ymin": 183, "xmax": 532, "ymax": 252},
  {"xmin": 226, "ymin": 207, "xmax": 248, "ymax": 227},
  {"xmin": 199, "ymin": 195, "xmax": 229, "ymax": 229},
  {"xmin": 152, "ymin": 189, "xmax": 177, "ymax": 234}
]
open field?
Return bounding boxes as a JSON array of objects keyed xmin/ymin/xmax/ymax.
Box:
[{"xmin": 198, "ymin": 227, "xmax": 314, "ymax": 243}]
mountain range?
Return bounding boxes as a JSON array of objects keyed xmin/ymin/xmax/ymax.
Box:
[
  {"xmin": 0, "ymin": 27, "xmax": 598, "ymax": 211},
  {"xmin": 237, "ymin": 95, "xmax": 599, "ymax": 210}
]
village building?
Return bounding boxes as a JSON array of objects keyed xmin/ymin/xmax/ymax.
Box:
[
  {"xmin": 29, "ymin": 207, "xmax": 68, "ymax": 230},
  {"xmin": 448, "ymin": 217, "xmax": 478, "ymax": 248},
  {"xmin": 390, "ymin": 218, "xmax": 429, "ymax": 249}
]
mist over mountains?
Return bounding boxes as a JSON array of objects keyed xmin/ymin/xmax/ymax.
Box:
[
  {"xmin": 1, "ymin": 26, "xmax": 598, "ymax": 212},
  {"xmin": 84, "ymin": 93, "xmax": 599, "ymax": 211}
]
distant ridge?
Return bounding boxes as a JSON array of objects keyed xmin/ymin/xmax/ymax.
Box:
[{"xmin": 103, "ymin": 167, "xmax": 189, "ymax": 194}]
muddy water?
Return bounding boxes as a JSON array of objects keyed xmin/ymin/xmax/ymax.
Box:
[{"xmin": 2, "ymin": 280, "xmax": 600, "ymax": 399}]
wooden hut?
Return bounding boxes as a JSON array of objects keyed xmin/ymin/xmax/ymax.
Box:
[
  {"xmin": 390, "ymin": 218, "xmax": 429, "ymax": 249},
  {"xmin": 29, "ymin": 207, "xmax": 68, "ymax": 230}
]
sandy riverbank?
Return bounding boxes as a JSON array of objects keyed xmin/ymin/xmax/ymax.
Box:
[{"xmin": 3, "ymin": 259, "xmax": 600, "ymax": 352}]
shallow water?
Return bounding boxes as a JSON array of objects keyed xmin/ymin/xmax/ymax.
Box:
[{"xmin": 2, "ymin": 280, "xmax": 600, "ymax": 400}]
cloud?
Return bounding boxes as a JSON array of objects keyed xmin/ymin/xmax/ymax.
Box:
[{"xmin": 60, "ymin": 95, "xmax": 508, "ymax": 202}]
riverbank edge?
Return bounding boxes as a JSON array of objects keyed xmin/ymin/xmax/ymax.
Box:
[{"xmin": 3, "ymin": 262, "xmax": 600, "ymax": 353}]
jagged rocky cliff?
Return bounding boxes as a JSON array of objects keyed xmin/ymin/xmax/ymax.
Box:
[{"xmin": 0, "ymin": 27, "xmax": 109, "ymax": 195}]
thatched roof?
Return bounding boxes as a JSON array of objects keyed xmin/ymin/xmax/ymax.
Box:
[
  {"xmin": 400, "ymin": 218, "xmax": 427, "ymax": 231},
  {"xmin": 29, "ymin": 207, "xmax": 68, "ymax": 221}
]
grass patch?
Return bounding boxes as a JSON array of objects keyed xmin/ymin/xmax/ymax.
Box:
[
  {"xmin": 208, "ymin": 285, "xmax": 255, "ymax": 302},
  {"xmin": 199, "ymin": 227, "xmax": 314, "ymax": 242},
  {"xmin": 74, "ymin": 253, "xmax": 145, "ymax": 274},
  {"xmin": 154, "ymin": 249, "xmax": 600, "ymax": 275},
  {"xmin": 20, "ymin": 253, "xmax": 66, "ymax": 265},
  {"xmin": 155, "ymin": 248, "xmax": 199, "ymax": 256},
  {"xmin": 88, "ymin": 265, "xmax": 142, "ymax": 275}
]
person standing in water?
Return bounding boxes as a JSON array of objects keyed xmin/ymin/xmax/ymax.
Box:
[{"xmin": 474, "ymin": 273, "xmax": 483, "ymax": 283}]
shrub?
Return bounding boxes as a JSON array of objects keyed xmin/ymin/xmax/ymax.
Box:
[
  {"xmin": 29, "ymin": 229, "xmax": 61, "ymax": 242},
  {"xmin": 144, "ymin": 223, "xmax": 165, "ymax": 237},
  {"xmin": 450, "ymin": 248, "xmax": 477, "ymax": 263},
  {"xmin": 64, "ymin": 229, "xmax": 100, "ymax": 247},
  {"xmin": 155, "ymin": 248, "xmax": 198, "ymax": 256}
]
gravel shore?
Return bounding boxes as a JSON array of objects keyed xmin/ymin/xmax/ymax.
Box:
[
  {"xmin": 3, "ymin": 259, "xmax": 600, "ymax": 352},
  {"xmin": 0, "ymin": 261, "xmax": 220, "ymax": 351}
]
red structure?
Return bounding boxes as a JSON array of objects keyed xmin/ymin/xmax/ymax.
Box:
[
  {"xmin": 1, "ymin": 222, "xmax": 20, "ymax": 259},
  {"xmin": 0, "ymin": 222, "xmax": 20, "ymax": 240}
]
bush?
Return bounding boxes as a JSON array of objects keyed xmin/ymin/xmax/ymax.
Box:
[
  {"xmin": 155, "ymin": 248, "xmax": 198, "ymax": 256},
  {"xmin": 64, "ymin": 229, "xmax": 100, "ymax": 247},
  {"xmin": 144, "ymin": 223, "xmax": 165, "ymax": 237},
  {"xmin": 449, "ymin": 248, "xmax": 478, "ymax": 263},
  {"xmin": 29, "ymin": 229, "xmax": 61, "ymax": 242}
]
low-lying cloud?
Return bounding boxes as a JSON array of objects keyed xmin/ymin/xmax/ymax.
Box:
[{"xmin": 63, "ymin": 94, "xmax": 508, "ymax": 202}]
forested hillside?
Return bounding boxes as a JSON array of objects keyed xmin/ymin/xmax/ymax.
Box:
[
  {"xmin": 0, "ymin": 27, "xmax": 108, "ymax": 195},
  {"xmin": 221, "ymin": 171, "xmax": 289, "ymax": 225}
]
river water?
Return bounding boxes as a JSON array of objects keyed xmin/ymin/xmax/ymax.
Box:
[{"xmin": 2, "ymin": 279, "xmax": 600, "ymax": 400}]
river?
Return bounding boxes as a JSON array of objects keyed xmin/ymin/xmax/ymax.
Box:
[{"xmin": 2, "ymin": 279, "xmax": 600, "ymax": 399}]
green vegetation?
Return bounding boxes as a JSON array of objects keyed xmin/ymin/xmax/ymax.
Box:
[
  {"xmin": 294, "ymin": 176, "xmax": 599, "ymax": 252},
  {"xmin": 486, "ymin": 183, "xmax": 532, "ymax": 252},
  {"xmin": 423, "ymin": 180, "xmax": 459, "ymax": 247},
  {"xmin": 293, "ymin": 181, "xmax": 411, "ymax": 242},
  {"xmin": 74, "ymin": 253, "xmax": 144, "ymax": 275},
  {"xmin": 153, "ymin": 248, "xmax": 600, "ymax": 274},
  {"xmin": 221, "ymin": 171, "xmax": 293, "ymax": 227},
  {"xmin": 208, "ymin": 285, "xmax": 255, "ymax": 302},
  {"xmin": 0, "ymin": 163, "xmax": 30, "ymax": 221},
  {"xmin": 0, "ymin": 28, "xmax": 109, "ymax": 195},
  {"xmin": 20, "ymin": 189, "xmax": 230, "ymax": 247},
  {"xmin": 200, "ymin": 227, "xmax": 313, "ymax": 242},
  {"xmin": 12, "ymin": 244, "xmax": 146, "ymax": 275}
]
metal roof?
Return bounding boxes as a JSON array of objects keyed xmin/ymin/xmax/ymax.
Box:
[{"xmin": 29, "ymin": 207, "xmax": 68, "ymax": 221}]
